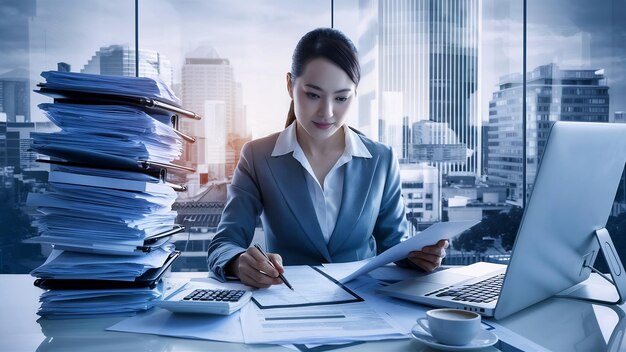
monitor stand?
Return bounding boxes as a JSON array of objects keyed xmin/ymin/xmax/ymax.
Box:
[{"xmin": 557, "ymin": 228, "xmax": 626, "ymax": 305}]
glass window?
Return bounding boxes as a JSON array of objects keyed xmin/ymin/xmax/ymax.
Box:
[
  {"xmin": 527, "ymin": 0, "xmax": 626, "ymax": 269},
  {"xmin": 0, "ymin": 0, "xmax": 134, "ymax": 273},
  {"xmin": 335, "ymin": 1, "xmax": 523, "ymax": 262},
  {"xmin": 139, "ymin": 0, "xmax": 330, "ymax": 271},
  {"xmin": 3, "ymin": 1, "xmax": 624, "ymax": 273}
]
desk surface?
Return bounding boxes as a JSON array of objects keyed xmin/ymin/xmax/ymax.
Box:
[{"xmin": 1, "ymin": 272, "xmax": 624, "ymax": 352}]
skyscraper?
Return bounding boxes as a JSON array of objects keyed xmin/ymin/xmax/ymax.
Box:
[
  {"xmin": 487, "ymin": 63, "xmax": 609, "ymax": 201},
  {"xmin": 0, "ymin": 68, "xmax": 30, "ymax": 123},
  {"xmin": 82, "ymin": 45, "xmax": 173, "ymax": 87},
  {"xmin": 0, "ymin": 120, "xmax": 56, "ymax": 171},
  {"xmin": 358, "ymin": 0, "xmax": 481, "ymax": 175},
  {"xmin": 181, "ymin": 46, "xmax": 246, "ymax": 178}
]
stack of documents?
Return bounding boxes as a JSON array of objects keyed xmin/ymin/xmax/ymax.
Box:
[
  {"xmin": 27, "ymin": 167, "xmax": 179, "ymax": 254},
  {"xmin": 38, "ymin": 284, "xmax": 164, "ymax": 319},
  {"xmin": 32, "ymin": 103, "xmax": 182, "ymax": 164},
  {"xmin": 27, "ymin": 71, "xmax": 198, "ymax": 319}
]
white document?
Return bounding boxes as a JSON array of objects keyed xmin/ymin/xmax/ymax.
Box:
[
  {"xmin": 107, "ymin": 279, "xmax": 249, "ymax": 343},
  {"xmin": 240, "ymin": 301, "xmax": 405, "ymax": 345},
  {"xmin": 321, "ymin": 259, "xmax": 371, "ymax": 283},
  {"xmin": 251, "ymin": 266, "xmax": 361, "ymax": 308},
  {"xmin": 108, "ymin": 307, "xmax": 244, "ymax": 343},
  {"xmin": 340, "ymin": 220, "xmax": 479, "ymax": 283}
]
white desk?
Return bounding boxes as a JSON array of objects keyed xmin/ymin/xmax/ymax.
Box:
[{"xmin": 1, "ymin": 273, "xmax": 624, "ymax": 352}]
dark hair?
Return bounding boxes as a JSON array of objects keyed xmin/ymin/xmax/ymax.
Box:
[{"xmin": 285, "ymin": 28, "xmax": 361, "ymax": 128}]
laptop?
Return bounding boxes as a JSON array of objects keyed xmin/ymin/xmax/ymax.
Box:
[{"xmin": 378, "ymin": 121, "xmax": 626, "ymax": 319}]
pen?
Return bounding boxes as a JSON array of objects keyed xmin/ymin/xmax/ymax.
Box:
[{"xmin": 253, "ymin": 244, "xmax": 294, "ymax": 291}]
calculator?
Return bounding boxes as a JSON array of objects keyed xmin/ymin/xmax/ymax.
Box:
[{"xmin": 155, "ymin": 287, "xmax": 253, "ymax": 315}]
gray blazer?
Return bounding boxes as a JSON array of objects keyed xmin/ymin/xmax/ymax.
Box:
[{"xmin": 207, "ymin": 129, "xmax": 408, "ymax": 280}]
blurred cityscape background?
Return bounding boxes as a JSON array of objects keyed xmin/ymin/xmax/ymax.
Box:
[{"xmin": 1, "ymin": 0, "xmax": 625, "ymax": 273}]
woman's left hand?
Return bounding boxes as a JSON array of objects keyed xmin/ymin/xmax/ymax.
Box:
[{"xmin": 407, "ymin": 239, "xmax": 449, "ymax": 272}]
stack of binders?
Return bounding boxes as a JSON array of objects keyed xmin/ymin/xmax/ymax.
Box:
[{"xmin": 26, "ymin": 71, "xmax": 200, "ymax": 319}]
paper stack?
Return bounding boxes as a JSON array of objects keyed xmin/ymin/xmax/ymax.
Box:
[{"xmin": 26, "ymin": 71, "xmax": 199, "ymax": 319}]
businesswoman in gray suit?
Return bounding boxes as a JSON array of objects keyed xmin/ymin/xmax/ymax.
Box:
[{"xmin": 208, "ymin": 28, "xmax": 448, "ymax": 288}]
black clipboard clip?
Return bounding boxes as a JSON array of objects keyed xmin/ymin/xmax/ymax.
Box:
[{"xmin": 142, "ymin": 225, "xmax": 185, "ymax": 246}]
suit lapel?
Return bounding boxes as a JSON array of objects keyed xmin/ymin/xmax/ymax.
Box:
[
  {"xmin": 265, "ymin": 154, "xmax": 331, "ymax": 262},
  {"xmin": 327, "ymin": 154, "xmax": 380, "ymax": 254}
]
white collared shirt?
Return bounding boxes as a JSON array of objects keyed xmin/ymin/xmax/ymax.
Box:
[{"xmin": 272, "ymin": 123, "xmax": 372, "ymax": 244}]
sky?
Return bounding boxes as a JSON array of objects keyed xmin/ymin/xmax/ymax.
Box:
[{"xmin": 1, "ymin": 0, "xmax": 625, "ymax": 135}]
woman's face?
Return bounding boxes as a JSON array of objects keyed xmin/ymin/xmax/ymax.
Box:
[{"xmin": 288, "ymin": 58, "xmax": 356, "ymax": 142}]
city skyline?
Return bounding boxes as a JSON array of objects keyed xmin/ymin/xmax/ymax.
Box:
[
  {"xmin": 1, "ymin": 0, "xmax": 625, "ymax": 138},
  {"xmin": 1, "ymin": 0, "xmax": 625, "ymax": 274}
]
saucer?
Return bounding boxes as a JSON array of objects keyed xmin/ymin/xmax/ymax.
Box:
[{"xmin": 411, "ymin": 324, "xmax": 498, "ymax": 351}]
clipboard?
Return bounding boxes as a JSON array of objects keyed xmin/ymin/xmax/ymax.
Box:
[
  {"xmin": 251, "ymin": 266, "xmax": 364, "ymax": 309},
  {"xmin": 35, "ymin": 86, "xmax": 200, "ymax": 143},
  {"xmin": 33, "ymin": 250, "xmax": 181, "ymax": 290}
]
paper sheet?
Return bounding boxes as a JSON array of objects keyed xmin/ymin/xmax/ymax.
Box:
[
  {"xmin": 106, "ymin": 279, "xmax": 249, "ymax": 342},
  {"xmin": 340, "ymin": 220, "xmax": 479, "ymax": 283},
  {"xmin": 240, "ymin": 301, "xmax": 405, "ymax": 345},
  {"xmin": 107, "ymin": 307, "xmax": 245, "ymax": 343},
  {"xmin": 251, "ymin": 266, "xmax": 362, "ymax": 308}
]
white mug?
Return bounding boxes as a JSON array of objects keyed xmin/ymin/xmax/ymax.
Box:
[{"xmin": 416, "ymin": 308, "xmax": 481, "ymax": 346}]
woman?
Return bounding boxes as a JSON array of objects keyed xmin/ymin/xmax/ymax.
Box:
[{"xmin": 207, "ymin": 28, "xmax": 448, "ymax": 288}]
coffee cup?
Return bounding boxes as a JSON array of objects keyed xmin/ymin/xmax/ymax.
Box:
[{"xmin": 416, "ymin": 308, "xmax": 481, "ymax": 346}]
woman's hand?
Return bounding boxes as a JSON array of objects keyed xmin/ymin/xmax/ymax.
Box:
[
  {"xmin": 228, "ymin": 247, "xmax": 285, "ymax": 288},
  {"xmin": 407, "ymin": 239, "xmax": 449, "ymax": 272}
]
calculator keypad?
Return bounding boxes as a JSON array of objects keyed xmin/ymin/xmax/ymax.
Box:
[{"xmin": 182, "ymin": 289, "xmax": 246, "ymax": 302}]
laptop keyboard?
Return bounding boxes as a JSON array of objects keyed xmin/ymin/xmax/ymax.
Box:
[{"xmin": 427, "ymin": 273, "xmax": 504, "ymax": 303}]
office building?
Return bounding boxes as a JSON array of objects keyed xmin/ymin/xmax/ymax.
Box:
[
  {"xmin": 181, "ymin": 47, "xmax": 247, "ymax": 178},
  {"xmin": 442, "ymin": 181, "xmax": 509, "ymax": 222},
  {"xmin": 409, "ymin": 120, "xmax": 468, "ymax": 163},
  {"xmin": 616, "ymin": 111, "xmax": 626, "ymax": 123},
  {"xmin": 358, "ymin": 0, "xmax": 481, "ymax": 175},
  {"xmin": 400, "ymin": 164, "xmax": 439, "ymax": 230},
  {"xmin": 82, "ymin": 45, "xmax": 173, "ymax": 87},
  {"xmin": 0, "ymin": 119, "xmax": 55, "ymax": 209},
  {"xmin": 487, "ymin": 63, "xmax": 609, "ymax": 201},
  {"xmin": 0, "ymin": 120, "xmax": 56, "ymax": 172},
  {"xmin": 192, "ymin": 100, "xmax": 227, "ymax": 192},
  {"xmin": 171, "ymin": 181, "xmax": 227, "ymax": 272},
  {"xmin": 0, "ymin": 68, "xmax": 30, "ymax": 123}
]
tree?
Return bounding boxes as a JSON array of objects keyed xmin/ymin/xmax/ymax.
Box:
[
  {"xmin": 499, "ymin": 207, "xmax": 523, "ymax": 250},
  {"xmin": 452, "ymin": 207, "xmax": 523, "ymax": 253}
]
